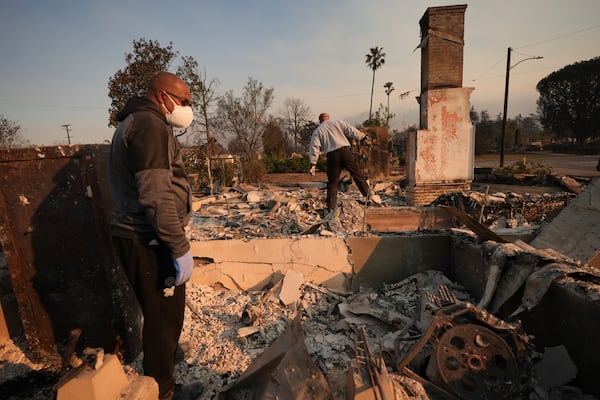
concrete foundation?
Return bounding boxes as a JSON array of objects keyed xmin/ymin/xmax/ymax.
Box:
[{"xmin": 188, "ymin": 234, "xmax": 600, "ymax": 397}]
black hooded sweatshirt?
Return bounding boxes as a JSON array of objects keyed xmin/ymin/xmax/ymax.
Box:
[{"xmin": 108, "ymin": 96, "xmax": 191, "ymax": 259}]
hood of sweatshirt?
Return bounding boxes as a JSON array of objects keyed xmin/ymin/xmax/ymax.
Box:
[{"xmin": 116, "ymin": 96, "xmax": 165, "ymax": 123}]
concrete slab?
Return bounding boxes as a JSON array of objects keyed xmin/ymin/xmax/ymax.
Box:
[
  {"xmin": 189, "ymin": 238, "xmax": 353, "ymax": 292},
  {"xmin": 531, "ymin": 178, "xmax": 600, "ymax": 263},
  {"xmin": 57, "ymin": 354, "xmax": 128, "ymax": 400}
]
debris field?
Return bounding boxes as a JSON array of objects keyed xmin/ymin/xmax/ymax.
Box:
[{"xmin": 0, "ymin": 179, "xmax": 597, "ymax": 400}]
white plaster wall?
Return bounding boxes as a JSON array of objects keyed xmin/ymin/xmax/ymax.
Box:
[{"xmin": 412, "ymin": 87, "xmax": 474, "ymax": 184}]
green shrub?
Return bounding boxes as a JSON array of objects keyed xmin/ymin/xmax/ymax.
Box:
[
  {"xmin": 244, "ymin": 158, "xmax": 267, "ymax": 183},
  {"xmin": 262, "ymin": 154, "xmax": 327, "ymax": 173},
  {"xmin": 493, "ymin": 158, "xmax": 552, "ymax": 175}
]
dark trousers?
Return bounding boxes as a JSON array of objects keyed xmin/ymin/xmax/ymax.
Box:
[
  {"xmin": 326, "ymin": 146, "xmax": 369, "ymax": 212},
  {"xmin": 112, "ymin": 236, "xmax": 185, "ymax": 397}
]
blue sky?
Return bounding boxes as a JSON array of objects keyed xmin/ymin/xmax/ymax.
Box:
[{"xmin": 1, "ymin": 0, "xmax": 599, "ymax": 146}]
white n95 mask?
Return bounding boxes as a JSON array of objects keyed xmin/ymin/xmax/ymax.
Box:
[{"xmin": 162, "ymin": 92, "xmax": 194, "ymax": 128}]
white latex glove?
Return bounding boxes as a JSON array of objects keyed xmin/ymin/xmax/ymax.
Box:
[
  {"xmin": 173, "ymin": 250, "xmax": 194, "ymax": 285},
  {"xmin": 309, "ymin": 165, "xmax": 316, "ymax": 176}
]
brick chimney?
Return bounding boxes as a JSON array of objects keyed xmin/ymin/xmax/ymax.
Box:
[
  {"xmin": 406, "ymin": 4, "xmax": 474, "ymax": 206},
  {"xmin": 419, "ymin": 4, "xmax": 467, "ymax": 92}
]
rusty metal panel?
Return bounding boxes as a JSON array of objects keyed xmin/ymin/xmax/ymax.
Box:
[{"xmin": 0, "ymin": 145, "xmax": 133, "ymax": 362}]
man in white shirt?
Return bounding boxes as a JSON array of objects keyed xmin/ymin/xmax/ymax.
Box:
[{"xmin": 309, "ymin": 113, "xmax": 371, "ymax": 213}]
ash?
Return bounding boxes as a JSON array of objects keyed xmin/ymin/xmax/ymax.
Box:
[{"xmin": 137, "ymin": 270, "xmax": 460, "ymax": 399}]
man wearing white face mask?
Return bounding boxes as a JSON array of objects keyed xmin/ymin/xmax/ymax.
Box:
[{"xmin": 108, "ymin": 72, "xmax": 194, "ymax": 400}]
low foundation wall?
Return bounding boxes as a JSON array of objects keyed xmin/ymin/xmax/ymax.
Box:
[
  {"xmin": 188, "ymin": 234, "xmax": 600, "ymax": 396},
  {"xmin": 189, "ymin": 235, "xmax": 452, "ymax": 293}
]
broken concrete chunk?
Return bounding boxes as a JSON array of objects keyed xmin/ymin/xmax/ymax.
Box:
[
  {"xmin": 279, "ymin": 269, "xmax": 305, "ymax": 306},
  {"xmin": 245, "ymin": 190, "xmax": 272, "ymax": 203},
  {"xmin": 238, "ymin": 326, "xmax": 260, "ymax": 338}
]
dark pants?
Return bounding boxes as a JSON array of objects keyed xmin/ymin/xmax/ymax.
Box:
[
  {"xmin": 112, "ymin": 236, "xmax": 185, "ymax": 398},
  {"xmin": 326, "ymin": 146, "xmax": 369, "ymax": 212}
]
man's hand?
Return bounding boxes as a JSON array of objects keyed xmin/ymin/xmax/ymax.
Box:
[
  {"xmin": 362, "ymin": 135, "xmax": 372, "ymax": 147},
  {"xmin": 173, "ymin": 250, "xmax": 194, "ymax": 285},
  {"xmin": 309, "ymin": 164, "xmax": 316, "ymax": 176}
]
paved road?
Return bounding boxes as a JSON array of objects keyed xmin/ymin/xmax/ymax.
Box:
[{"xmin": 475, "ymin": 153, "xmax": 600, "ymax": 178}]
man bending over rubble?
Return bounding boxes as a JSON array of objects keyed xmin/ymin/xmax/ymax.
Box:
[
  {"xmin": 309, "ymin": 112, "xmax": 372, "ymax": 214},
  {"xmin": 108, "ymin": 71, "xmax": 194, "ymax": 400}
]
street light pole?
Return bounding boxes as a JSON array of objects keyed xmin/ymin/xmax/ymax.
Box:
[
  {"xmin": 499, "ymin": 48, "xmax": 543, "ymax": 167},
  {"xmin": 500, "ymin": 47, "xmax": 511, "ymax": 167}
]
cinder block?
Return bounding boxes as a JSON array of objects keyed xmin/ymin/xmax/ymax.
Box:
[
  {"xmin": 57, "ymin": 354, "xmax": 129, "ymax": 400},
  {"xmin": 117, "ymin": 375, "xmax": 159, "ymax": 400}
]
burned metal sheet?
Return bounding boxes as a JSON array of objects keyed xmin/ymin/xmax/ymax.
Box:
[
  {"xmin": 0, "ymin": 145, "xmax": 139, "ymax": 362},
  {"xmin": 219, "ymin": 314, "xmax": 331, "ymax": 399}
]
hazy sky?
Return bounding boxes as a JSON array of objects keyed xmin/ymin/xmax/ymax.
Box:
[{"xmin": 1, "ymin": 0, "xmax": 599, "ymax": 146}]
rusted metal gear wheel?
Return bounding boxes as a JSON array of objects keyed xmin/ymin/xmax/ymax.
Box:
[{"xmin": 427, "ymin": 323, "xmax": 519, "ymax": 400}]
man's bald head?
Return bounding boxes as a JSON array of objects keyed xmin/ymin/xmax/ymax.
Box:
[
  {"xmin": 146, "ymin": 72, "xmax": 192, "ymax": 112},
  {"xmin": 148, "ymin": 72, "xmax": 186, "ymax": 94}
]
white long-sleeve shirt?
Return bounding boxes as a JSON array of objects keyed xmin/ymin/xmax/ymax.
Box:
[{"xmin": 309, "ymin": 120, "xmax": 365, "ymax": 165}]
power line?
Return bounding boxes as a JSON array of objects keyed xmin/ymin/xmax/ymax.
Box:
[
  {"xmin": 468, "ymin": 23, "xmax": 600, "ymax": 83},
  {"xmin": 468, "ymin": 56, "xmax": 505, "ymax": 82},
  {"xmin": 515, "ymin": 23, "xmax": 600, "ymax": 50},
  {"xmin": 0, "ymin": 102, "xmax": 105, "ymax": 110}
]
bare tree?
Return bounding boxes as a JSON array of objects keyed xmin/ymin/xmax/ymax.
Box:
[
  {"xmin": 365, "ymin": 46, "xmax": 386, "ymax": 124},
  {"xmin": 0, "ymin": 115, "xmax": 29, "ymax": 149},
  {"xmin": 176, "ymin": 57, "xmax": 220, "ymax": 150},
  {"xmin": 279, "ymin": 98, "xmax": 311, "ymax": 153},
  {"xmin": 216, "ymin": 77, "xmax": 274, "ymax": 160},
  {"xmin": 176, "ymin": 57, "xmax": 221, "ymax": 192}
]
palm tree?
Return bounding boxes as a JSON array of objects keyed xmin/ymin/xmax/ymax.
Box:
[
  {"xmin": 383, "ymin": 81, "xmax": 394, "ymax": 127},
  {"xmin": 365, "ymin": 46, "xmax": 386, "ymax": 124}
]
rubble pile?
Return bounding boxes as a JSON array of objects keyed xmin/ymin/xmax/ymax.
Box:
[
  {"xmin": 1, "ymin": 264, "xmax": 595, "ymax": 399},
  {"xmin": 188, "ymin": 183, "xmax": 396, "ymax": 240},
  {"xmin": 119, "ymin": 266, "xmax": 586, "ymax": 400},
  {"xmin": 432, "ymin": 190, "xmax": 575, "ymax": 229},
  {"xmin": 0, "ymin": 178, "xmax": 593, "ymax": 400},
  {"xmin": 189, "ymin": 183, "xmax": 575, "ymax": 241},
  {"xmin": 131, "ymin": 270, "xmax": 475, "ymax": 399}
]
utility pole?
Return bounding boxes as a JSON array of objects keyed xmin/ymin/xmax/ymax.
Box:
[
  {"xmin": 384, "ymin": 82, "xmax": 395, "ymax": 127},
  {"xmin": 61, "ymin": 124, "xmax": 72, "ymax": 144},
  {"xmin": 500, "ymin": 47, "xmax": 512, "ymax": 167},
  {"xmin": 500, "ymin": 48, "xmax": 543, "ymax": 167}
]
